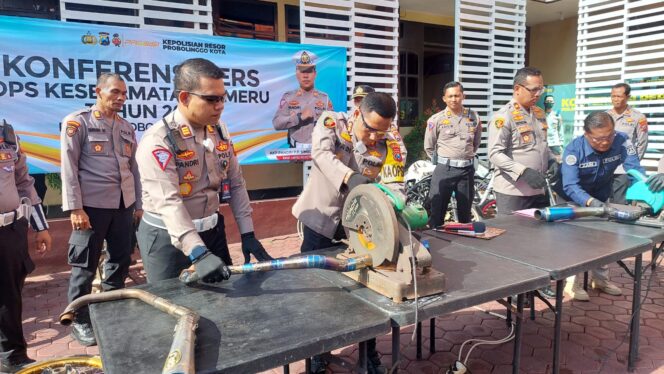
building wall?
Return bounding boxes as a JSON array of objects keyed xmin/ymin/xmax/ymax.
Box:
[{"xmin": 528, "ymin": 17, "xmax": 577, "ymax": 85}]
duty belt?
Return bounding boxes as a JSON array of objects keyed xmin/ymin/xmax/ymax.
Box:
[
  {"xmin": 142, "ymin": 211, "xmax": 218, "ymax": 233},
  {"xmin": 438, "ymin": 157, "xmax": 474, "ymax": 168},
  {"xmin": 0, "ymin": 203, "xmax": 30, "ymax": 228}
]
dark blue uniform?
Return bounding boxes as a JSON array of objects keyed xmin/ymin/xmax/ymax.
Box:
[{"xmin": 559, "ymin": 132, "xmax": 644, "ymax": 206}]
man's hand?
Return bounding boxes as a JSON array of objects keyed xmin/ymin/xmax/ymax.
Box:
[
  {"xmin": 34, "ymin": 230, "xmax": 52, "ymax": 255},
  {"xmin": 133, "ymin": 209, "xmax": 144, "ymax": 226},
  {"xmin": 519, "ymin": 168, "xmax": 547, "ymax": 189},
  {"xmin": 70, "ymin": 209, "xmax": 91, "ymax": 231},
  {"xmin": 241, "ymin": 232, "xmax": 274, "ymax": 264},
  {"xmin": 300, "ymin": 108, "xmax": 314, "ymax": 121},
  {"xmin": 194, "ymin": 250, "xmax": 231, "ymax": 283},
  {"xmin": 646, "ymin": 173, "xmax": 664, "ymax": 192},
  {"xmin": 346, "ymin": 173, "xmax": 372, "ymax": 191},
  {"xmin": 547, "ymin": 160, "xmax": 560, "ymax": 179},
  {"xmin": 588, "ymin": 198, "xmax": 605, "ymax": 208}
]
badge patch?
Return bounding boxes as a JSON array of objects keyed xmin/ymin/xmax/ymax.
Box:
[
  {"xmin": 324, "ymin": 117, "xmax": 336, "ymax": 128},
  {"xmin": 93, "ymin": 110, "xmax": 102, "ymax": 120},
  {"xmin": 124, "ymin": 143, "xmax": 132, "ymax": 156},
  {"xmin": 0, "ymin": 152, "xmax": 12, "ymax": 161},
  {"xmin": 368, "ymin": 149, "xmax": 381, "ymax": 157},
  {"xmin": 565, "ymin": 154, "xmax": 577, "ymax": 166},
  {"xmin": 388, "ymin": 140, "xmax": 403, "ymax": 162},
  {"xmin": 494, "ymin": 118, "xmax": 504, "ymax": 129},
  {"xmin": 639, "ymin": 117, "xmax": 648, "ymax": 131},
  {"xmin": 315, "ymin": 100, "xmax": 324, "ymax": 108},
  {"xmin": 626, "ymin": 145, "xmax": 636, "ymax": 155},
  {"xmin": 513, "ymin": 115, "xmax": 524, "ymax": 121},
  {"xmin": 152, "ymin": 148, "xmax": 172, "ymax": 170},
  {"xmin": 341, "ymin": 131, "xmax": 352, "ymax": 142},
  {"xmin": 180, "ymin": 125, "xmax": 193, "ymax": 138},
  {"xmin": 216, "ymin": 141, "xmax": 229, "ymax": 152},
  {"xmin": 182, "ymin": 170, "xmax": 196, "ymax": 181},
  {"xmin": 428, "ymin": 122, "xmax": 434, "ymax": 130},
  {"xmin": 442, "ymin": 119, "xmax": 451, "ymax": 125},
  {"xmin": 179, "ymin": 182, "xmax": 193, "ymax": 197},
  {"xmin": 207, "ymin": 125, "xmax": 215, "ymax": 133},
  {"xmin": 66, "ymin": 126, "xmax": 78, "ymax": 137},
  {"xmin": 279, "ymin": 98, "xmax": 287, "ymax": 108},
  {"xmin": 93, "ymin": 143, "xmax": 104, "ymax": 153},
  {"xmin": 176, "ymin": 150, "xmax": 195, "ymax": 160}
]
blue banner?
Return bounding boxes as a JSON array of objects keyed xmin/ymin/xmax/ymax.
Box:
[{"xmin": 0, "ymin": 15, "xmax": 347, "ymax": 172}]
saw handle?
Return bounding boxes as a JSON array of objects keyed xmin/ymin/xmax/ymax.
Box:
[{"xmin": 374, "ymin": 183, "xmax": 405, "ymax": 211}]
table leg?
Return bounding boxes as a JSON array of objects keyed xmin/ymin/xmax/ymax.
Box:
[
  {"xmin": 358, "ymin": 340, "xmax": 367, "ymax": 374},
  {"xmin": 282, "ymin": 364, "xmax": 289, "ymax": 374},
  {"xmin": 552, "ymin": 279, "xmax": 564, "ymax": 374},
  {"xmin": 628, "ymin": 254, "xmax": 643, "ymax": 371},
  {"xmin": 392, "ymin": 326, "xmax": 400, "ymax": 374},
  {"xmin": 583, "ymin": 271, "xmax": 588, "ymax": 291},
  {"xmin": 416, "ymin": 321, "xmax": 422, "ymax": 359},
  {"xmin": 530, "ymin": 292, "xmax": 535, "ymax": 321},
  {"xmin": 305, "ymin": 358, "xmax": 311, "ymax": 373},
  {"xmin": 430, "ymin": 318, "xmax": 436, "ymax": 353},
  {"xmin": 512, "ymin": 293, "xmax": 524, "ymax": 374}
]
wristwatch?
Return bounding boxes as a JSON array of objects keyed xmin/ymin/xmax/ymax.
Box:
[{"xmin": 188, "ymin": 245, "xmax": 208, "ymax": 263}]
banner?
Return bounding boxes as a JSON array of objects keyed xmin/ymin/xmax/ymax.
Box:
[
  {"xmin": 0, "ymin": 15, "xmax": 347, "ymax": 173},
  {"xmin": 537, "ymin": 83, "xmax": 576, "ymax": 146}
]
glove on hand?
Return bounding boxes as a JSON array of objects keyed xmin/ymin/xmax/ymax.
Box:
[
  {"xmin": 519, "ymin": 168, "xmax": 547, "ymax": 189},
  {"xmin": 194, "ymin": 250, "xmax": 231, "ymax": 283},
  {"xmin": 646, "ymin": 173, "xmax": 664, "ymax": 192},
  {"xmin": 241, "ymin": 232, "xmax": 274, "ymax": 264}
]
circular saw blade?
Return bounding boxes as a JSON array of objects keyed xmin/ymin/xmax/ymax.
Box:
[{"xmin": 342, "ymin": 184, "xmax": 399, "ymax": 266}]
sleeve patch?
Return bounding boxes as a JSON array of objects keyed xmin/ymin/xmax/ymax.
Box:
[
  {"xmin": 324, "ymin": 116, "xmax": 336, "ymax": 128},
  {"xmin": 626, "ymin": 145, "xmax": 637, "ymax": 155},
  {"xmin": 565, "ymin": 154, "xmax": 577, "ymax": 166},
  {"xmin": 494, "ymin": 118, "xmax": 505, "ymax": 129},
  {"xmin": 152, "ymin": 148, "xmax": 173, "ymax": 171}
]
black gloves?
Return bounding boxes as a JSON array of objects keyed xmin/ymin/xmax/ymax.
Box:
[
  {"xmin": 547, "ymin": 160, "xmax": 560, "ymax": 178},
  {"xmin": 588, "ymin": 198, "xmax": 605, "ymax": 208},
  {"xmin": 646, "ymin": 173, "xmax": 664, "ymax": 192},
  {"xmin": 346, "ymin": 172, "xmax": 372, "ymax": 191},
  {"xmin": 241, "ymin": 232, "xmax": 274, "ymax": 264},
  {"xmin": 194, "ymin": 250, "xmax": 230, "ymax": 283},
  {"xmin": 519, "ymin": 168, "xmax": 547, "ymax": 189}
]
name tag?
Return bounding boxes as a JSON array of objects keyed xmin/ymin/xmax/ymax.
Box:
[
  {"xmin": 603, "ymin": 155, "xmax": 620, "ymax": 164},
  {"xmin": 579, "ymin": 161, "xmax": 597, "ymax": 168}
]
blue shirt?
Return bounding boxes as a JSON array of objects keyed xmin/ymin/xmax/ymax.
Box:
[{"xmin": 561, "ymin": 132, "xmax": 644, "ymax": 206}]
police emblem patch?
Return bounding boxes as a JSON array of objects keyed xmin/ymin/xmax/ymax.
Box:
[
  {"xmin": 216, "ymin": 141, "xmax": 229, "ymax": 152},
  {"xmin": 494, "ymin": 118, "xmax": 505, "ymax": 129},
  {"xmin": 341, "ymin": 131, "xmax": 352, "ymax": 142},
  {"xmin": 626, "ymin": 145, "xmax": 636, "ymax": 155},
  {"xmin": 179, "ymin": 182, "xmax": 193, "ymax": 197},
  {"xmin": 183, "ymin": 171, "xmax": 196, "ymax": 181},
  {"xmin": 565, "ymin": 154, "xmax": 577, "ymax": 166},
  {"xmin": 93, "ymin": 144, "xmax": 103, "ymax": 153},
  {"xmin": 0, "ymin": 152, "xmax": 11, "ymax": 161},
  {"xmin": 639, "ymin": 117, "xmax": 648, "ymax": 131},
  {"xmin": 180, "ymin": 125, "xmax": 193, "ymax": 138},
  {"xmin": 324, "ymin": 117, "xmax": 336, "ymax": 128},
  {"xmin": 152, "ymin": 148, "xmax": 172, "ymax": 171}
]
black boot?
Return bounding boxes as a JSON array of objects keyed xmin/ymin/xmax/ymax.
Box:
[
  {"xmin": 0, "ymin": 357, "xmax": 35, "ymax": 373},
  {"xmin": 71, "ymin": 321, "xmax": 97, "ymax": 346}
]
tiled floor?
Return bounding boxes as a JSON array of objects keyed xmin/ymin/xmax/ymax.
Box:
[{"xmin": 22, "ymin": 233, "xmax": 664, "ymax": 373}]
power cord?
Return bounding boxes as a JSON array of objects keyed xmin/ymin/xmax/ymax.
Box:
[{"xmin": 446, "ymin": 323, "xmax": 515, "ymax": 374}]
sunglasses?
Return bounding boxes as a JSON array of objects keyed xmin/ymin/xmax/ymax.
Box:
[
  {"xmin": 518, "ymin": 84, "xmax": 545, "ymax": 96},
  {"xmin": 360, "ymin": 111, "xmax": 387, "ymax": 136},
  {"xmin": 186, "ymin": 91, "xmax": 229, "ymax": 104}
]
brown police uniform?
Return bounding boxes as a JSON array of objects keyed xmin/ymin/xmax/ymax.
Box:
[
  {"xmin": 607, "ymin": 106, "xmax": 649, "ymax": 203},
  {"xmin": 292, "ymin": 109, "xmax": 406, "ymax": 242},
  {"xmin": 136, "ymin": 109, "xmax": 254, "ymax": 282},
  {"xmin": 488, "ymin": 100, "xmax": 552, "ymax": 213},
  {"xmin": 272, "ymin": 88, "xmax": 333, "ymax": 146},
  {"xmin": 424, "ymin": 107, "xmax": 482, "ymax": 226},
  {"xmin": 60, "ymin": 105, "xmax": 140, "ymax": 308},
  {"xmin": 0, "ymin": 121, "xmax": 48, "ymax": 364}
]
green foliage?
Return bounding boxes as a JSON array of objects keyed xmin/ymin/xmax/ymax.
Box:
[
  {"xmin": 45, "ymin": 173, "xmax": 62, "ymax": 191},
  {"xmin": 403, "ymin": 98, "xmax": 442, "ymax": 168}
]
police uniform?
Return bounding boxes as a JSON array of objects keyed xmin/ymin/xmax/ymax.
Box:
[
  {"xmin": 0, "ymin": 121, "xmax": 48, "ymax": 366},
  {"xmin": 546, "ymin": 109, "xmax": 564, "ymax": 154},
  {"xmin": 272, "ymin": 51, "xmax": 333, "ymax": 147},
  {"xmin": 293, "ymin": 109, "xmax": 407, "ymax": 250},
  {"xmin": 558, "ymin": 132, "xmax": 643, "ymax": 292},
  {"xmin": 292, "ymin": 109, "xmax": 405, "ymax": 373},
  {"xmin": 424, "ymin": 107, "xmax": 481, "ymax": 226},
  {"xmin": 607, "ymin": 106, "xmax": 648, "ymax": 203},
  {"xmin": 136, "ymin": 109, "xmax": 254, "ymax": 282},
  {"xmin": 60, "ymin": 106, "xmax": 140, "ymax": 305},
  {"xmin": 488, "ymin": 100, "xmax": 552, "ymax": 213}
]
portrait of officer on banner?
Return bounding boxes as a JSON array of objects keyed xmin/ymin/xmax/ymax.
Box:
[{"xmin": 272, "ymin": 50, "xmax": 334, "ymax": 153}]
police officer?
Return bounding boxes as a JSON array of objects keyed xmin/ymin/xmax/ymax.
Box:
[
  {"xmin": 352, "ymin": 84, "xmax": 375, "ymax": 109},
  {"xmin": 136, "ymin": 58, "xmax": 273, "ymax": 286},
  {"xmin": 272, "ymin": 50, "xmax": 334, "ymax": 148},
  {"xmin": 293, "ymin": 92, "xmax": 404, "ymax": 374},
  {"xmin": 61, "ymin": 73, "xmax": 142, "ymax": 346},
  {"xmin": 544, "ymin": 95, "xmax": 564, "ymax": 158},
  {"xmin": 607, "ymin": 83, "xmax": 649, "ymax": 204},
  {"xmin": 0, "ymin": 120, "xmax": 51, "ymax": 373},
  {"xmin": 425, "ymin": 82, "xmax": 482, "ymax": 227},
  {"xmin": 488, "ymin": 67, "xmax": 557, "ymax": 214},
  {"xmin": 558, "ymin": 111, "xmax": 664, "ymax": 300}
]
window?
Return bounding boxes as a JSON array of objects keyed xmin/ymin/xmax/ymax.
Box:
[
  {"xmin": 213, "ymin": 0, "xmax": 276, "ymax": 41},
  {"xmin": 285, "ymin": 4, "xmax": 300, "ymax": 43},
  {"xmin": 399, "ymin": 51, "xmax": 419, "ymax": 126}
]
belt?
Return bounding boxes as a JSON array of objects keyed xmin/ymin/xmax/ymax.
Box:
[
  {"xmin": 0, "ymin": 203, "xmax": 30, "ymax": 228},
  {"xmin": 142, "ymin": 211, "xmax": 218, "ymax": 233},
  {"xmin": 438, "ymin": 157, "xmax": 473, "ymax": 168}
]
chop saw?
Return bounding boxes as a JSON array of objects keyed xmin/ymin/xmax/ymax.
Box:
[{"xmin": 339, "ymin": 184, "xmax": 446, "ymax": 302}]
